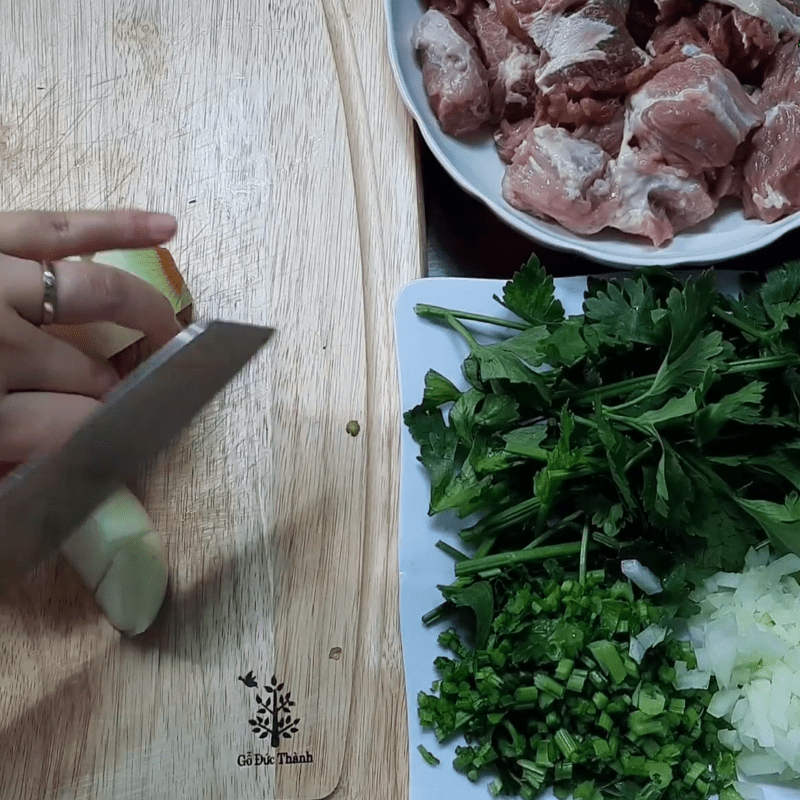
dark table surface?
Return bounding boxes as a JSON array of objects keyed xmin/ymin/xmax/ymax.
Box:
[{"xmin": 421, "ymin": 136, "xmax": 800, "ymax": 281}]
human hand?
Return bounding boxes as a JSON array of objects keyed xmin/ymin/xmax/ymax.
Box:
[{"xmin": 0, "ymin": 209, "xmax": 181, "ymax": 466}]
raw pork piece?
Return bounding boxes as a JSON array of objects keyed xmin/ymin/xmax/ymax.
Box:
[
  {"xmin": 742, "ymin": 44, "xmax": 800, "ymax": 221},
  {"xmin": 494, "ymin": 0, "xmax": 594, "ymax": 36},
  {"xmin": 494, "ymin": 117, "xmax": 537, "ymax": 161},
  {"xmin": 412, "ymin": 9, "xmax": 492, "ymax": 136},
  {"xmin": 574, "ymin": 101, "xmax": 626, "ymax": 155},
  {"xmin": 648, "ymin": 4, "xmax": 779, "ymax": 80},
  {"xmin": 426, "ymin": 0, "xmax": 475, "ymax": 15},
  {"xmin": 495, "ymin": 0, "xmax": 547, "ymax": 37},
  {"xmin": 466, "ymin": 3, "xmax": 539, "ymax": 120},
  {"xmin": 704, "ymin": 150, "xmax": 747, "ymax": 200},
  {"xmin": 695, "ymin": 3, "xmax": 781, "ymax": 80},
  {"xmin": 742, "ymin": 104, "xmax": 800, "ymax": 221},
  {"xmin": 713, "ymin": 0, "xmax": 800, "ymax": 34},
  {"xmin": 501, "ymin": 124, "xmax": 613, "ymax": 233},
  {"xmin": 529, "ymin": 0, "xmax": 651, "ymax": 97},
  {"xmin": 606, "ymin": 147, "xmax": 717, "ymax": 244},
  {"xmin": 648, "ymin": 17, "xmax": 712, "ymax": 55},
  {"xmin": 625, "ymin": 53, "xmax": 764, "ymax": 171},
  {"xmin": 534, "ymin": 90, "xmax": 622, "ymax": 126},
  {"xmin": 757, "ymin": 38, "xmax": 800, "ymax": 105}
]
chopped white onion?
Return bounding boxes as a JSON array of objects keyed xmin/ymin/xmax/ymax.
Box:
[
  {"xmin": 620, "ymin": 559, "xmax": 663, "ymax": 595},
  {"xmin": 628, "ymin": 623, "xmax": 666, "ymax": 664},
  {"xmin": 686, "ymin": 547, "xmax": 800, "ymax": 778}
]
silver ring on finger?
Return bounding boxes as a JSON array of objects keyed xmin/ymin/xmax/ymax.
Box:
[{"xmin": 40, "ymin": 260, "xmax": 57, "ymax": 326}]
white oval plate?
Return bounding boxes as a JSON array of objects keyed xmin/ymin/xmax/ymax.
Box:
[
  {"xmin": 384, "ymin": 0, "xmax": 800, "ymax": 267},
  {"xmin": 396, "ymin": 276, "xmax": 800, "ymax": 799}
]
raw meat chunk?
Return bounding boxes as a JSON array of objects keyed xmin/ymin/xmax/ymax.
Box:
[
  {"xmin": 705, "ymin": 152, "xmax": 746, "ymax": 200},
  {"xmin": 743, "ymin": 43, "xmax": 800, "ymax": 221},
  {"xmin": 758, "ymin": 38, "xmax": 800, "ymax": 105},
  {"xmin": 606, "ymin": 147, "xmax": 717, "ymax": 244},
  {"xmin": 574, "ymin": 101, "xmax": 626, "ymax": 155},
  {"xmin": 625, "ymin": 52, "xmax": 764, "ymax": 170},
  {"xmin": 648, "ymin": 16, "xmax": 712, "ymax": 55},
  {"xmin": 426, "ymin": 0, "xmax": 475, "ymax": 15},
  {"xmin": 529, "ymin": 0, "xmax": 651, "ymax": 97},
  {"xmin": 494, "ymin": 117, "xmax": 537, "ymax": 161},
  {"xmin": 466, "ymin": 3, "xmax": 539, "ymax": 120},
  {"xmin": 713, "ymin": 0, "xmax": 800, "ymax": 34},
  {"xmin": 695, "ymin": 3, "xmax": 781, "ymax": 80},
  {"xmin": 501, "ymin": 125, "xmax": 613, "ymax": 233},
  {"xmin": 648, "ymin": 3, "xmax": 780, "ymax": 80},
  {"xmin": 495, "ymin": 0, "xmax": 548, "ymax": 37},
  {"xmin": 412, "ymin": 9, "xmax": 492, "ymax": 135},
  {"xmin": 534, "ymin": 90, "xmax": 622, "ymax": 126},
  {"xmin": 742, "ymin": 103, "xmax": 800, "ymax": 221}
]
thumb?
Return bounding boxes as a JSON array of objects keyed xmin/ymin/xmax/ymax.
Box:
[{"xmin": 0, "ymin": 392, "xmax": 101, "ymax": 466}]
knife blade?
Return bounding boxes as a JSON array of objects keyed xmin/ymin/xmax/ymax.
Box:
[{"xmin": 0, "ymin": 319, "xmax": 274, "ymax": 593}]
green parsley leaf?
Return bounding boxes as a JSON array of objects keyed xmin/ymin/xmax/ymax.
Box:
[
  {"xmin": 422, "ymin": 369, "xmax": 462, "ymax": 409},
  {"xmin": 502, "ymin": 425, "xmax": 548, "ymax": 459},
  {"xmin": 595, "ymin": 404, "xmax": 636, "ymax": 510},
  {"xmin": 449, "ymin": 580, "xmax": 494, "ymax": 649},
  {"xmin": 450, "ymin": 389, "xmax": 483, "ymax": 444},
  {"xmin": 542, "ymin": 318, "xmax": 587, "ymax": 367},
  {"xmin": 758, "ymin": 260, "xmax": 800, "ymax": 331},
  {"xmin": 583, "ymin": 276, "xmax": 662, "ymax": 347},
  {"xmin": 499, "ymin": 255, "xmax": 564, "ymax": 326},
  {"xmin": 471, "ymin": 326, "xmax": 551, "ymax": 386},
  {"xmin": 735, "ymin": 492, "xmax": 800, "ymax": 556},
  {"xmin": 662, "ymin": 272, "xmax": 717, "ymax": 358},
  {"xmin": 694, "ymin": 381, "xmax": 765, "ymax": 446}
]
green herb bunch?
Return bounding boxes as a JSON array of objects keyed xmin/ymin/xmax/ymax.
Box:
[{"xmin": 405, "ymin": 259, "xmax": 800, "ymax": 576}]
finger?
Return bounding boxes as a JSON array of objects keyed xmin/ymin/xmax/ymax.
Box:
[
  {"xmin": 0, "ymin": 255, "xmax": 181, "ymax": 349},
  {"xmin": 0, "ymin": 210, "xmax": 177, "ymax": 262},
  {"xmin": 0, "ymin": 391, "xmax": 101, "ymax": 463},
  {"xmin": 0, "ymin": 311, "xmax": 118, "ymax": 397}
]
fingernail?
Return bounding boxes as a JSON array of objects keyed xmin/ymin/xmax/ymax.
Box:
[{"xmin": 148, "ymin": 213, "xmax": 177, "ymax": 241}]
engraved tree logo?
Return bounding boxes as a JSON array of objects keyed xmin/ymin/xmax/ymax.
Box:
[{"xmin": 238, "ymin": 671, "xmax": 301, "ymax": 748}]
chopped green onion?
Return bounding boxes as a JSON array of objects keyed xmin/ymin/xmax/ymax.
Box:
[
  {"xmin": 567, "ymin": 670, "xmax": 587, "ymax": 693},
  {"xmin": 417, "ymin": 744, "xmax": 440, "ymax": 766},
  {"xmin": 589, "ymin": 640, "xmax": 628, "ymax": 685},
  {"xmin": 555, "ymin": 658, "xmax": 575, "ymax": 682},
  {"xmin": 534, "ymin": 673, "xmax": 565, "ymax": 698},
  {"xmin": 554, "ymin": 728, "xmax": 578, "ymax": 759}
]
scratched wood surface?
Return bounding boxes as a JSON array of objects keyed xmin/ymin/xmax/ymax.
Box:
[{"xmin": 0, "ymin": 1, "xmax": 421, "ymax": 798}]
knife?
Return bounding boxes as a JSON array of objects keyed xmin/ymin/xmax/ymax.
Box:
[{"xmin": 0, "ymin": 319, "xmax": 274, "ymax": 593}]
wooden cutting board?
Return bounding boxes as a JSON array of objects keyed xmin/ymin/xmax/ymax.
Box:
[{"xmin": 0, "ymin": 1, "xmax": 422, "ymax": 798}]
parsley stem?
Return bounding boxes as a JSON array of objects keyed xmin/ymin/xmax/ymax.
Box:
[
  {"xmin": 463, "ymin": 497, "xmax": 541, "ymax": 539},
  {"xmin": 421, "ymin": 602, "xmax": 450, "ymax": 626},
  {"xmin": 436, "ymin": 540, "xmax": 469, "ymax": 562},
  {"xmin": 524, "ymin": 527, "xmax": 557, "ymax": 550},
  {"xmin": 579, "ymin": 523, "xmax": 590, "ymax": 585},
  {"xmin": 725, "ymin": 354, "xmax": 800, "ymax": 373},
  {"xmin": 443, "ymin": 313, "xmax": 481, "ymax": 350},
  {"xmin": 414, "ymin": 303, "xmax": 528, "ymax": 331},
  {"xmin": 711, "ymin": 304, "xmax": 767, "ymax": 340},
  {"xmin": 455, "ymin": 542, "xmax": 583, "ymax": 576},
  {"xmin": 625, "ymin": 443, "xmax": 653, "ymax": 472},
  {"xmin": 566, "ymin": 354, "xmax": 800, "ymax": 407}
]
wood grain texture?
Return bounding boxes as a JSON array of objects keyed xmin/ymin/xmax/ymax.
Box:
[{"xmin": 0, "ymin": 0, "xmax": 422, "ymax": 798}]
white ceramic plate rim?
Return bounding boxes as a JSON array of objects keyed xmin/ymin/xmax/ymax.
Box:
[
  {"xmin": 395, "ymin": 275, "xmax": 798, "ymax": 799},
  {"xmin": 383, "ymin": 0, "xmax": 800, "ymax": 267}
]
